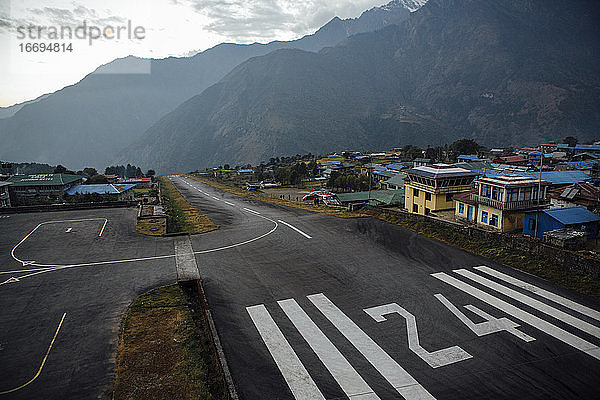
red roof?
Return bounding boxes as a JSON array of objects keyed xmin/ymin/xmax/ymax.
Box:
[
  {"xmin": 117, "ymin": 178, "xmax": 151, "ymax": 183},
  {"xmin": 494, "ymin": 155, "xmax": 528, "ymax": 164},
  {"xmin": 103, "ymin": 174, "xmax": 118, "ymax": 179}
]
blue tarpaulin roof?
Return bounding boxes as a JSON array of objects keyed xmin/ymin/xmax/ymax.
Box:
[
  {"xmin": 65, "ymin": 184, "xmax": 135, "ymax": 195},
  {"xmin": 543, "ymin": 206, "xmax": 600, "ymax": 225}
]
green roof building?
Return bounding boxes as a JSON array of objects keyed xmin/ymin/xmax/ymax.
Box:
[
  {"xmin": 336, "ymin": 189, "xmax": 405, "ymax": 207},
  {"xmin": 7, "ymin": 174, "xmax": 84, "ymax": 204}
]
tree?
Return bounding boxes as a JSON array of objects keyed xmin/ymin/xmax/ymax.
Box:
[
  {"xmin": 86, "ymin": 174, "xmax": 109, "ymax": 184},
  {"xmin": 563, "ymin": 136, "xmax": 578, "ymax": 147},
  {"xmin": 449, "ymin": 139, "xmax": 482, "ymax": 160},
  {"xmin": 223, "ymin": 164, "xmax": 231, "ymax": 170},
  {"xmin": 54, "ymin": 164, "xmax": 68, "ymax": 174},
  {"xmin": 82, "ymin": 167, "xmax": 97, "ymax": 178},
  {"xmin": 146, "ymin": 169, "xmax": 156, "ymax": 178},
  {"xmin": 402, "ymin": 145, "xmax": 423, "ymax": 161}
]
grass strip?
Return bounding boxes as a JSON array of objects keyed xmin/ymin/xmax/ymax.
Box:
[
  {"xmin": 112, "ymin": 285, "xmax": 227, "ymax": 400},
  {"xmin": 159, "ymin": 176, "xmax": 218, "ymax": 234}
]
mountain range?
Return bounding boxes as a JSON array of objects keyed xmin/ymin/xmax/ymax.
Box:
[
  {"xmin": 0, "ymin": 0, "xmax": 423, "ymax": 168},
  {"xmin": 120, "ymin": 0, "xmax": 600, "ymax": 172}
]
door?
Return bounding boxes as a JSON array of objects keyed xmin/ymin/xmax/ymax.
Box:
[{"xmin": 467, "ymin": 205, "xmax": 474, "ymax": 221}]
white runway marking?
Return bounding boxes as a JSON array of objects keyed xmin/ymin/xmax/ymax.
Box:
[
  {"xmin": 278, "ymin": 298, "xmax": 380, "ymax": 399},
  {"xmin": 243, "ymin": 207, "xmax": 260, "ymax": 215},
  {"xmin": 277, "ymin": 220, "xmax": 312, "ymax": 239},
  {"xmin": 224, "ymin": 201, "xmax": 235, "ymax": 206},
  {"xmin": 11, "ymin": 218, "xmax": 108, "ymax": 266},
  {"xmin": 432, "ymin": 272, "xmax": 600, "ymax": 361},
  {"xmin": 247, "ymin": 304, "xmax": 325, "ymax": 400},
  {"xmin": 98, "ymin": 219, "xmax": 107, "ymax": 237},
  {"xmin": 65, "ymin": 228, "xmax": 72, "ymax": 233},
  {"xmin": 474, "ymin": 266, "xmax": 600, "ymax": 322},
  {"xmin": 435, "ymin": 294, "xmax": 534, "ymax": 342},
  {"xmin": 364, "ymin": 303, "xmax": 472, "ymax": 368},
  {"xmin": 454, "ymin": 269, "xmax": 600, "ymax": 339},
  {"xmin": 308, "ymin": 293, "xmax": 436, "ymax": 399},
  {"xmin": 212, "ymin": 196, "xmax": 220, "ymax": 200}
]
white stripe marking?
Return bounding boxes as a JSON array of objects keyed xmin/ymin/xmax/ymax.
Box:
[
  {"xmin": 246, "ymin": 304, "xmax": 325, "ymax": 400},
  {"xmin": 243, "ymin": 207, "xmax": 261, "ymax": 215},
  {"xmin": 364, "ymin": 303, "xmax": 472, "ymax": 368},
  {"xmin": 65, "ymin": 228, "xmax": 72, "ymax": 233},
  {"xmin": 454, "ymin": 269, "xmax": 600, "ymax": 339},
  {"xmin": 278, "ymin": 220, "xmax": 312, "ymax": 239},
  {"xmin": 278, "ymin": 299, "xmax": 380, "ymax": 399},
  {"xmin": 432, "ymin": 272, "xmax": 600, "ymax": 360},
  {"xmin": 308, "ymin": 293, "xmax": 436, "ymax": 399},
  {"xmin": 224, "ymin": 201, "xmax": 235, "ymax": 206},
  {"xmin": 98, "ymin": 219, "xmax": 107, "ymax": 237},
  {"xmin": 475, "ymin": 266, "xmax": 600, "ymax": 322},
  {"xmin": 434, "ymin": 294, "xmax": 534, "ymax": 342},
  {"xmin": 212, "ymin": 196, "xmax": 220, "ymax": 200}
]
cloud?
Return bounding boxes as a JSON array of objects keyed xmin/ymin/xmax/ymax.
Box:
[{"xmin": 187, "ymin": 0, "xmax": 384, "ymax": 42}]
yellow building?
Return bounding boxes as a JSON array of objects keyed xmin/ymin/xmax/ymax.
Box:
[
  {"xmin": 404, "ymin": 164, "xmax": 478, "ymax": 215},
  {"xmin": 454, "ymin": 175, "xmax": 550, "ymax": 232}
]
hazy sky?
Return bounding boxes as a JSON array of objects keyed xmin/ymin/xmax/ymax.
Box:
[{"xmin": 0, "ymin": 0, "xmax": 386, "ymax": 107}]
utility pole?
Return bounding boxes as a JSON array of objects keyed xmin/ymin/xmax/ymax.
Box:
[{"xmin": 534, "ymin": 150, "xmax": 543, "ymax": 238}]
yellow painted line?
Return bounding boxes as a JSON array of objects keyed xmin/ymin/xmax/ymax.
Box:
[{"xmin": 0, "ymin": 312, "xmax": 66, "ymax": 395}]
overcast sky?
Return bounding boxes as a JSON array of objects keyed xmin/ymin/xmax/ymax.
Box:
[{"xmin": 0, "ymin": 0, "xmax": 387, "ymax": 107}]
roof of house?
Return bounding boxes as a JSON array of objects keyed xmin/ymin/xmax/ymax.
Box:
[
  {"xmin": 453, "ymin": 189, "xmax": 478, "ymax": 205},
  {"xmin": 7, "ymin": 174, "xmax": 83, "ymax": 186},
  {"xmin": 0, "ymin": 181, "xmax": 11, "ymax": 187},
  {"xmin": 540, "ymin": 206, "xmax": 600, "ymax": 225},
  {"xmin": 413, "ymin": 158, "xmax": 431, "ymax": 163},
  {"xmin": 65, "ymin": 184, "xmax": 136, "ymax": 195},
  {"xmin": 384, "ymin": 173, "xmax": 407, "ymax": 187},
  {"xmin": 549, "ymin": 182, "xmax": 600, "ymax": 202},
  {"xmin": 485, "ymin": 171, "xmax": 591, "ymax": 186},
  {"xmin": 476, "ymin": 175, "xmax": 550, "ymax": 187},
  {"xmin": 336, "ymin": 189, "xmax": 405, "ymax": 206},
  {"xmin": 457, "ymin": 155, "xmax": 480, "ymax": 161},
  {"xmin": 374, "ymin": 170, "xmax": 398, "ymax": 179},
  {"xmin": 385, "ymin": 163, "xmax": 406, "ymax": 171},
  {"xmin": 237, "ymin": 169, "xmax": 254, "ymax": 173},
  {"xmin": 494, "ymin": 155, "xmax": 528, "ymax": 163},
  {"xmin": 117, "ymin": 177, "xmax": 152, "ymax": 183},
  {"xmin": 406, "ymin": 164, "xmax": 478, "ymax": 179},
  {"xmin": 557, "ymin": 144, "xmax": 600, "ymax": 152},
  {"xmin": 561, "ymin": 160, "xmax": 599, "ymax": 170},
  {"xmin": 453, "ymin": 161, "xmax": 495, "ymax": 172}
]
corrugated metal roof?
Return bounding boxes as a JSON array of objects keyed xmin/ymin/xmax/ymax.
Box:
[
  {"xmin": 336, "ymin": 189, "xmax": 404, "ymax": 205},
  {"xmin": 543, "ymin": 206, "xmax": 600, "ymax": 225},
  {"xmin": 486, "ymin": 171, "xmax": 591, "ymax": 186},
  {"xmin": 384, "ymin": 173, "xmax": 407, "ymax": 186},
  {"xmin": 65, "ymin": 184, "xmax": 136, "ymax": 195}
]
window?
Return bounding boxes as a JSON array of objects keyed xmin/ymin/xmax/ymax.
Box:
[
  {"xmin": 481, "ymin": 211, "xmax": 488, "ymax": 224},
  {"xmin": 481, "ymin": 184, "xmax": 491, "ymax": 198},
  {"xmin": 425, "ymin": 207, "xmax": 430, "ymax": 215},
  {"xmin": 413, "ymin": 204, "xmax": 419, "ymax": 213},
  {"xmin": 425, "ymin": 192, "xmax": 432, "ymax": 201},
  {"xmin": 492, "ymin": 186, "xmax": 503, "ymax": 201},
  {"xmin": 413, "ymin": 188, "xmax": 419, "ymax": 197},
  {"xmin": 528, "ymin": 217, "xmax": 537, "ymax": 231},
  {"xmin": 459, "ymin": 203, "xmax": 465, "ymax": 214},
  {"xmin": 490, "ymin": 214, "xmax": 499, "ymax": 227},
  {"xmin": 446, "ymin": 193, "xmax": 453, "ymax": 202}
]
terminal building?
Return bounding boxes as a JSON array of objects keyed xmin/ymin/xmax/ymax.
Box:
[
  {"xmin": 7, "ymin": 173, "xmax": 84, "ymax": 204},
  {"xmin": 404, "ymin": 164, "xmax": 478, "ymax": 216}
]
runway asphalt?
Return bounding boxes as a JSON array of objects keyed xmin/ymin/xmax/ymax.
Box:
[
  {"xmin": 171, "ymin": 175, "xmax": 600, "ymax": 400},
  {"xmin": 1, "ymin": 175, "xmax": 599, "ymax": 400}
]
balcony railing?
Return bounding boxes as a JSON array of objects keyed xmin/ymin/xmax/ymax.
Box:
[
  {"xmin": 406, "ymin": 181, "xmax": 472, "ymax": 194},
  {"xmin": 470, "ymin": 194, "xmax": 549, "ymax": 210}
]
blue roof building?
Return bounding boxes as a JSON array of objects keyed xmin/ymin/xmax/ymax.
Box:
[
  {"xmin": 556, "ymin": 144, "xmax": 600, "ymax": 155},
  {"xmin": 65, "ymin": 184, "xmax": 136, "ymax": 201},
  {"xmin": 523, "ymin": 206, "xmax": 600, "ymax": 238},
  {"xmin": 485, "ymin": 171, "xmax": 591, "ymax": 187}
]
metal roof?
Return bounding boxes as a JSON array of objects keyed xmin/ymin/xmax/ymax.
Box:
[
  {"xmin": 0, "ymin": 181, "xmax": 11, "ymax": 187},
  {"xmin": 65, "ymin": 184, "xmax": 136, "ymax": 195},
  {"xmin": 485, "ymin": 171, "xmax": 591, "ymax": 186},
  {"xmin": 336, "ymin": 189, "xmax": 404, "ymax": 205},
  {"xmin": 384, "ymin": 173, "xmax": 407, "ymax": 186},
  {"xmin": 406, "ymin": 165, "xmax": 478, "ymax": 179},
  {"xmin": 542, "ymin": 206, "xmax": 600, "ymax": 225}
]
